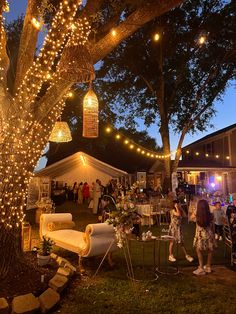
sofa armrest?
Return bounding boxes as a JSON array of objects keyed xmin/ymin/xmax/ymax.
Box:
[{"xmin": 82, "ymin": 223, "xmax": 117, "ymax": 257}]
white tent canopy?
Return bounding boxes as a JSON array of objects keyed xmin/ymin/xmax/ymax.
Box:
[{"xmin": 35, "ymin": 151, "xmax": 128, "ymax": 186}]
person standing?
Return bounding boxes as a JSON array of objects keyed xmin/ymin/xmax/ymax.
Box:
[
  {"xmin": 168, "ymin": 200, "xmax": 194, "ymax": 263},
  {"xmin": 213, "ymin": 201, "xmax": 225, "ymax": 241},
  {"xmin": 193, "ymin": 199, "xmax": 215, "ymax": 275},
  {"xmin": 93, "ymin": 179, "xmax": 101, "ymax": 214},
  {"xmin": 77, "ymin": 182, "xmax": 83, "ymax": 205},
  {"xmin": 72, "ymin": 182, "xmax": 78, "ymax": 203},
  {"xmin": 226, "ymin": 193, "xmax": 236, "ymax": 253},
  {"xmin": 82, "ymin": 182, "xmax": 90, "ymax": 206}
]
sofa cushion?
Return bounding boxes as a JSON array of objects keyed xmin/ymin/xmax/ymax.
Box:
[
  {"xmin": 47, "ymin": 221, "xmax": 75, "ymax": 232},
  {"xmin": 46, "ymin": 230, "xmax": 87, "ymax": 254}
]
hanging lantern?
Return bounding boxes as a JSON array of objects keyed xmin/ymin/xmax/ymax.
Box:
[
  {"xmin": 49, "ymin": 121, "xmax": 72, "ymax": 142},
  {"xmin": 83, "ymin": 84, "xmax": 99, "ymax": 138},
  {"xmin": 58, "ymin": 45, "xmax": 95, "ymax": 83}
]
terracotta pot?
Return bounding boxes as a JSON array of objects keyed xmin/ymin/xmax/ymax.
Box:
[{"xmin": 37, "ymin": 253, "xmax": 51, "ymax": 266}]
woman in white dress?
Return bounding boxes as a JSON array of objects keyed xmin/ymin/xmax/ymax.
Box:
[{"xmin": 93, "ymin": 179, "xmax": 101, "ymax": 214}]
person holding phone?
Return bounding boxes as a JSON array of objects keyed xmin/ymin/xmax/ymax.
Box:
[{"xmin": 168, "ymin": 199, "xmax": 194, "ymax": 263}]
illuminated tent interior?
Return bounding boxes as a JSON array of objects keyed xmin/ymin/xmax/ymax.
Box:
[{"xmin": 35, "ymin": 151, "xmax": 128, "ymax": 186}]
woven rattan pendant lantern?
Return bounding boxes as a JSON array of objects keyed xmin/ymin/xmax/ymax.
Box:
[
  {"xmin": 83, "ymin": 83, "xmax": 99, "ymax": 138},
  {"xmin": 49, "ymin": 121, "xmax": 72, "ymax": 142}
]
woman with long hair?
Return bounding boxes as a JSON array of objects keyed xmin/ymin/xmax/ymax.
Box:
[
  {"xmin": 168, "ymin": 200, "xmax": 193, "ymax": 263},
  {"xmin": 193, "ymin": 199, "xmax": 215, "ymax": 275}
]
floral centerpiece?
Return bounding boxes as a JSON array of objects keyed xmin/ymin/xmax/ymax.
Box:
[
  {"xmin": 107, "ymin": 201, "xmax": 141, "ymax": 248},
  {"xmin": 35, "ymin": 197, "xmax": 55, "ymax": 213}
]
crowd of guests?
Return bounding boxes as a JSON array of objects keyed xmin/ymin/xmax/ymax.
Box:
[
  {"xmin": 69, "ymin": 179, "xmax": 125, "ymax": 215},
  {"xmin": 55, "ymin": 179, "xmax": 236, "ymax": 274}
]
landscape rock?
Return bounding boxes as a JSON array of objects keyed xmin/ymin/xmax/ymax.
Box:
[
  {"xmin": 56, "ymin": 257, "xmax": 70, "ymax": 267},
  {"xmin": 57, "ymin": 267, "xmax": 71, "ymax": 277},
  {"xmin": 49, "ymin": 274, "xmax": 68, "ymax": 293},
  {"xmin": 0, "ymin": 298, "xmax": 9, "ymax": 314},
  {"xmin": 12, "ymin": 293, "xmax": 39, "ymax": 314},
  {"xmin": 64, "ymin": 262, "xmax": 76, "ymax": 273},
  {"xmin": 38, "ymin": 288, "xmax": 60, "ymax": 313},
  {"xmin": 50, "ymin": 253, "xmax": 58, "ymax": 260}
]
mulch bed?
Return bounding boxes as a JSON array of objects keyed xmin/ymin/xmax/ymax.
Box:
[{"xmin": 0, "ymin": 251, "xmax": 58, "ymax": 302}]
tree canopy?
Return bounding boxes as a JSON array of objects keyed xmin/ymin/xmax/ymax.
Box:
[{"xmin": 95, "ymin": 0, "xmax": 236, "ymax": 183}]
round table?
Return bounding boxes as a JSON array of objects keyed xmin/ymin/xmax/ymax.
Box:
[
  {"xmin": 156, "ymin": 235, "xmax": 179, "ymax": 275},
  {"xmin": 125, "ymin": 236, "xmax": 158, "ymax": 281}
]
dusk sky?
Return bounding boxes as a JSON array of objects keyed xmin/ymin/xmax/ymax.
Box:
[{"xmin": 6, "ymin": 0, "xmax": 236, "ymax": 156}]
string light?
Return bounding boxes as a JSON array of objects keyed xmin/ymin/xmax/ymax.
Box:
[
  {"xmin": 31, "ymin": 17, "xmax": 42, "ymax": 30},
  {"xmin": 198, "ymin": 35, "xmax": 206, "ymax": 45},
  {"xmin": 67, "ymin": 91, "xmax": 73, "ymax": 98},
  {"xmin": 104, "ymin": 125, "xmax": 171, "ymax": 159},
  {"xmin": 2, "ymin": 0, "xmax": 9, "ymax": 12},
  {"xmin": 111, "ymin": 29, "xmax": 117, "ymax": 37},
  {"xmin": 153, "ymin": 33, "xmax": 160, "ymax": 41},
  {"xmin": 184, "ymin": 150, "xmax": 231, "ymax": 160}
]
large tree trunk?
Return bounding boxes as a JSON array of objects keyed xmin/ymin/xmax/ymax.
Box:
[
  {"xmin": 156, "ymin": 40, "xmax": 172, "ymax": 193},
  {"xmin": 0, "ymin": 99, "xmax": 62, "ymax": 279},
  {"xmin": 159, "ymin": 122, "xmax": 172, "ymax": 193},
  {"xmin": 0, "ymin": 225, "xmax": 22, "ymax": 279}
]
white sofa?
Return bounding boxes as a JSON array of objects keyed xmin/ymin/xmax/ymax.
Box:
[{"xmin": 40, "ymin": 213, "xmax": 117, "ymax": 271}]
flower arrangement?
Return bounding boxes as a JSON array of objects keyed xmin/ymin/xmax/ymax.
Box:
[
  {"xmin": 107, "ymin": 202, "xmax": 141, "ymax": 248},
  {"xmin": 38, "ymin": 236, "xmax": 54, "ymax": 256},
  {"xmin": 36, "ymin": 197, "xmax": 55, "ymax": 213}
]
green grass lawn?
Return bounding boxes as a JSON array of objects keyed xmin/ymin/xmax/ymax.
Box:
[{"xmin": 29, "ymin": 201, "xmax": 236, "ymax": 313}]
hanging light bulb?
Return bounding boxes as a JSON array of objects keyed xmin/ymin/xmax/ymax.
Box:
[
  {"xmin": 49, "ymin": 121, "xmax": 72, "ymax": 142},
  {"xmin": 31, "ymin": 17, "xmax": 42, "ymax": 30},
  {"xmin": 83, "ymin": 82, "xmax": 99, "ymax": 138},
  {"xmin": 3, "ymin": 0, "xmax": 9, "ymax": 12}
]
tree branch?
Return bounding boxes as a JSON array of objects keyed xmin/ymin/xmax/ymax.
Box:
[
  {"xmin": 140, "ymin": 74, "xmax": 155, "ymax": 94},
  {"xmin": 188, "ymin": 67, "xmax": 234, "ymax": 129},
  {"xmin": 0, "ymin": 5, "xmax": 10, "ymax": 121},
  {"xmin": 80, "ymin": 0, "xmax": 105, "ymax": 19},
  {"xmin": 13, "ymin": 0, "xmax": 43, "ymax": 94},
  {"xmin": 172, "ymin": 65, "xmax": 234, "ymax": 172},
  {"xmin": 34, "ymin": 0, "xmax": 184, "ymax": 123},
  {"xmin": 90, "ymin": 0, "xmax": 184, "ymax": 63},
  {"xmin": 14, "ymin": 0, "xmax": 80, "ymax": 114},
  {"xmin": 0, "ymin": 8, "xmax": 9, "ymax": 97},
  {"xmin": 172, "ymin": 126, "xmax": 188, "ymax": 172}
]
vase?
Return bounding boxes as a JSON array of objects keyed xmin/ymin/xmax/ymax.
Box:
[{"xmin": 37, "ymin": 253, "xmax": 51, "ymax": 266}]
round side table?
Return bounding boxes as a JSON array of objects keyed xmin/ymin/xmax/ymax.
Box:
[
  {"xmin": 156, "ymin": 236, "xmax": 179, "ymax": 275},
  {"xmin": 125, "ymin": 236, "xmax": 158, "ymax": 281}
]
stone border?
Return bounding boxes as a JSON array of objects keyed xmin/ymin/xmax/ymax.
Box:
[{"xmin": 0, "ymin": 253, "xmax": 78, "ymax": 314}]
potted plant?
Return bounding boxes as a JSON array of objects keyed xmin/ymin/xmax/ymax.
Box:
[{"xmin": 37, "ymin": 236, "xmax": 54, "ymax": 266}]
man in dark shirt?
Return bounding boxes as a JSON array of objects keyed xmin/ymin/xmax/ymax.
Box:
[{"xmin": 226, "ymin": 193, "xmax": 236, "ymax": 253}]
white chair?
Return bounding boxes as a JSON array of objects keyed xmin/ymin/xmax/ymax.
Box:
[
  {"xmin": 157, "ymin": 199, "xmax": 171, "ymax": 225},
  {"xmin": 40, "ymin": 213, "xmax": 117, "ymax": 271}
]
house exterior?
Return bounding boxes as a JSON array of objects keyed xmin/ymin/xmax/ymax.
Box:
[{"xmin": 178, "ymin": 124, "xmax": 236, "ymax": 194}]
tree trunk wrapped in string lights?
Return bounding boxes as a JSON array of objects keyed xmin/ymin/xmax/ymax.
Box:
[{"xmin": 0, "ymin": 0, "xmax": 183, "ymax": 278}]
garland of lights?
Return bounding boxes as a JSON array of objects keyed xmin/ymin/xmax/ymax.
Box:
[
  {"xmin": 104, "ymin": 126, "xmax": 172, "ymax": 159},
  {"xmin": 104, "ymin": 126, "xmax": 230, "ymax": 161}
]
